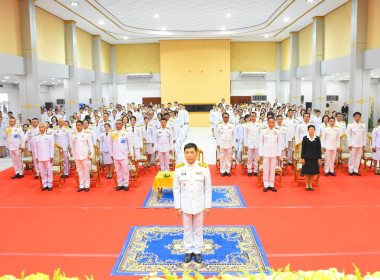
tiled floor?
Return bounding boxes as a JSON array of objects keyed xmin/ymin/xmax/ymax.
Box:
[{"xmin": 0, "ymin": 127, "xmax": 217, "ymax": 173}]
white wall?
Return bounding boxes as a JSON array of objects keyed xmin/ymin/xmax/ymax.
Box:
[
  {"xmin": 280, "ymin": 81, "xmax": 290, "ymax": 103},
  {"xmin": 117, "ymin": 78, "xmax": 161, "ymax": 105},
  {"xmin": 300, "ymin": 80, "xmax": 312, "ymax": 103},
  {"xmin": 0, "ymin": 84, "xmax": 19, "ymax": 114}
]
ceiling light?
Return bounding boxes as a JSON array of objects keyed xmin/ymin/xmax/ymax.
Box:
[
  {"xmin": 99, "ymin": 20, "xmax": 105, "ymax": 25},
  {"xmin": 77, "ymin": 82, "xmax": 81, "ymax": 84},
  {"xmin": 370, "ymin": 73, "xmax": 374, "ymax": 76},
  {"xmin": 4, "ymin": 76, "xmax": 9, "ymax": 79},
  {"xmin": 162, "ymin": 27, "xmax": 166, "ymax": 32},
  {"xmin": 154, "ymin": 14, "xmax": 159, "ymax": 18},
  {"xmin": 284, "ymin": 17, "xmax": 290, "ymax": 22},
  {"xmin": 58, "ymin": 80, "xmax": 62, "ymax": 83},
  {"xmin": 51, "ymin": 78, "xmax": 55, "ymax": 80},
  {"xmin": 15, "ymin": 81, "xmax": 18, "ymax": 84},
  {"xmin": 123, "ymin": 36, "xmax": 128, "ymax": 40},
  {"xmin": 43, "ymin": 81, "xmax": 47, "ymax": 83},
  {"xmin": 226, "ymin": 13, "xmax": 232, "ymax": 18},
  {"xmin": 306, "ymin": 0, "xmax": 315, "ymax": 2},
  {"xmin": 331, "ymin": 76, "xmax": 335, "ymax": 78},
  {"xmin": 71, "ymin": 2, "xmax": 79, "ymax": 6},
  {"xmin": 221, "ymin": 27, "xmax": 226, "ymax": 31},
  {"xmin": 265, "ymin": 34, "xmax": 269, "ymax": 38},
  {"xmin": 336, "ymin": 73, "xmax": 340, "ymax": 75},
  {"xmin": 1, "ymin": 80, "xmax": 5, "ymax": 82}
]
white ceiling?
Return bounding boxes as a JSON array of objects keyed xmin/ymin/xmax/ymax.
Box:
[{"xmin": 37, "ymin": 0, "xmax": 347, "ymax": 44}]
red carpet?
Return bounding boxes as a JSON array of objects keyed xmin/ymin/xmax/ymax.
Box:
[{"xmin": 0, "ymin": 165, "xmax": 379, "ymax": 279}]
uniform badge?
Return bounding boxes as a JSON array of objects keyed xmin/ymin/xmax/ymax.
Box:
[{"xmin": 196, "ymin": 172, "xmax": 203, "ymax": 175}]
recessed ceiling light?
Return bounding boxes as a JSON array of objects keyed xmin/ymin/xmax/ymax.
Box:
[
  {"xmin": 78, "ymin": 82, "xmax": 81, "ymax": 84},
  {"xmin": 154, "ymin": 14, "xmax": 159, "ymax": 18},
  {"xmin": 306, "ymin": 0, "xmax": 315, "ymax": 2},
  {"xmin": 99, "ymin": 20, "xmax": 105, "ymax": 25},
  {"xmin": 370, "ymin": 73, "xmax": 374, "ymax": 76},
  {"xmin": 71, "ymin": 2, "xmax": 79, "ymax": 6},
  {"xmin": 1, "ymin": 80, "xmax": 5, "ymax": 82},
  {"xmin": 43, "ymin": 81, "xmax": 47, "ymax": 83},
  {"xmin": 265, "ymin": 34, "xmax": 269, "ymax": 38},
  {"xmin": 4, "ymin": 76, "xmax": 9, "ymax": 79},
  {"xmin": 226, "ymin": 13, "xmax": 232, "ymax": 18},
  {"xmin": 123, "ymin": 36, "xmax": 128, "ymax": 40},
  {"xmin": 15, "ymin": 81, "xmax": 18, "ymax": 84},
  {"xmin": 162, "ymin": 27, "xmax": 166, "ymax": 32},
  {"xmin": 58, "ymin": 80, "xmax": 62, "ymax": 83},
  {"xmin": 336, "ymin": 73, "xmax": 340, "ymax": 75},
  {"xmin": 284, "ymin": 17, "xmax": 290, "ymax": 22},
  {"xmin": 51, "ymin": 78, "xmax": 55, "ymax": 80},
  {"xmin": 221, "ymin": 27, "xmax": 226, "ymax": 31},
  {"xmin": 331, "ymin": 76, "xmax": 335, "ymax": 78}
]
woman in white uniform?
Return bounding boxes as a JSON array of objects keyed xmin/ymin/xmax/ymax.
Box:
[
  {"xmin": 234, "ymin": 117, "xmax": 245, "ymax": 164},
  {"xmin": 100, "ymin": 123, "xmax": 114, "ymax": 179},
  {"xmin": 372, "ymin": 119, "xmax": 380, "ymax": 175}
]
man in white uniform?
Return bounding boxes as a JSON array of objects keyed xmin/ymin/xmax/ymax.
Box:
[
  {"xmin": 284, "ymin": 110, "xmax": 298, "ymax": 164},
  {"xmin": 295, "ymin": 113, "xmax": 313, "ymax": 144},
  {"xmin": 111, "ymin": 120, "xmax": 133, "ymax": 191},
  {"xmin": 259, "ymin": 118, "xmax": 281, "ymax": 192},
  {"xmin": 33, "ymin": 123, "xmax": 54, "ymax": 191},
  {"xmin": 70, "ymin": 121, "xmax": 94, "ymax": 192},
  {"xmin": 129, "ymin": 116, "xmax": 143, "ymax": 160},
  {"xmin": 28, "ymin": 118, "xmax": 40, "ymax": 179},
  {"xmin": 54, "ymin": 118, "xmax": 71, "ymax": 178},
  {"xmin": 141, "ymin": 117, "xmax": 155, "ymax": 166},
  {"xmin": 346, "ymin": 112, "xmax": 366, "ymax": 176},
  {"xmin": 6, "ymin": 117, "xmax": 25, "ymax": 179},
  {"xmin": 244, "ymin": 112, "xmax": 261, "ymax": 176},
  {"xmin": 216, "ymin": 113, "xmax": 235, "ymax": 177},
  {"xmin": 173, "ymin": 143, "xmax": 212, "ymax": 264},
  {"xmin": 322, "ymin": 117, "xmax": 340, "ymax": 177},
  {"xmin": 335, "ymin": 113, "xmax": 346, "ymax": 136},
  {"xmin": 154, "ymin": 118, "xmax": 173, "ymax": 171}
]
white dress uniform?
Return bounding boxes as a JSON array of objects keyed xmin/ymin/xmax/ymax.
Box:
[
  {"xmin": 0, "ymin": 123, "xmax": 6, "ymax": 148},
  {"xmin": 336, "ymin": 120, "xmax": 347, "ymax": 136},
  {"xmin": 216, "ymin": 121, "xmax": 235, "ymax": 174},
  {"xmin": 100, "ymin": 120, "xmax": 115, "ymax": 131},
  {"xmin": 5, "ymin": 125, "xmax": 25, "ymax": 176},
  {"xmin": 27, "ymin": 125, "xmax": 40, "ymax": 176},
  {"xmin": 141, "ymin": 123, "xmax": 155, "ymax": 164},
  {"xmin": 173, "ymin": 161, "xmax": 212, "ymax": 255},
  {"xmin": 243, "ymin": 121, "xmax": 261, "ymax": 173},
  {"xmin": 92, "ymin": 122, "xmax": 102, "ymax": 143},
  {"xmin": 234, "ymin": 123, "xmax": 244, "ymax": 164},
  {"xmin": 372, "ymin": 126, "xmax": 380, "ymax": 161},
  {"xmin": 54, "ymin": 126, "xmax": 71, "ymax": 176},
  {"xmin": 33, "ymin": 132, "xmax": 54, "ymax": 189},
  {"xmin": 346, "ymin": 121, "xmax": 366, "ymax": 173},
  {"xmin": 275, "ymin": 123, "xmax": 287, "ymax": 159},
  {"xmin": 154, "ymin": 127, "xmax": 173, "ymax": 171},
  {"xmin": 295, "ymin": 121, "xmax": 313, "ymax": 144},
  {"xmin": 259, "ymin": 127, "xmax": 282, "ymax": 189},
  {"xmin": 129, "ymin": 125, "xmax": 143, "ymax": 160},
  {"xmin": 318, "ymin": 123, "xmax": 329, "ymax": 138},
  {"xmin": 110, "ymin": 128, "xmax": 133, "ymax": 187},
  {"xmin": 69, "ymin": 130, "xmax": 94, "ymax": 190},
  {"xmin": 100, "ymin": 131, "xmax": 113, "ymax": 164},
  {"xmin": 209, "ymin": 110, "xmax": 219, "ymax": 137},
  {"xmin": 283, "ymin": 117, "xmax": 298, "ymax": 163},
  {"xmin": 322, "ymin": 125, "xmax": 340, "ymax": 174}
]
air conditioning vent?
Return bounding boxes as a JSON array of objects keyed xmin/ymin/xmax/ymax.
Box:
[
  {"xmin": 251, "ymin": 95, "xmax": 267, "ymax": 102},
  {"xmin": 327, "ymin": 95, "xmax": 339, "ymax": 101},
  {"xmin": 240, "ymin": 72, "xmax": 267, "ymax": 77},
  {"xmin": 125, "ymin": 73, "xmax": 152, "ymax": 79},
  {"xmin": 56, "ymin": 99, "xmax": 65, "ymax": 105}
]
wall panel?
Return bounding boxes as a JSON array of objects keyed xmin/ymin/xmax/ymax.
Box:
[
  {"xmin": 0, "ymin": 0, "xmax": 22, "ymax": 56},
  {"xmin": 281, "ymin": 38, "xmax": 290, "ymax": 70},
  {"xmin": 116, "ymin": 44, "xmax": 160, "ymax": 74},
  {"xmin": 298, "ymin": 24, "xmax": 313, "ymax": 67},
  {"xmin": 76, "ymin": 28, "xmax": 93, "ymax": 70},
  {"xmin": 101, "ymin": 40, "xmax": 111, "ymax": 73},
  {"xmin": 367, "ymin": 0, "xmax": 380, "ymax": 50}
]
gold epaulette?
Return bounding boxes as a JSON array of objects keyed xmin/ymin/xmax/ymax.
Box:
[
  {"xmin": 84, "ymin": 131, "xmax": 90, "ymax": 134},
  {"xmin": 148, "ymin": 124, "xmax": 153, "ymax": 126},
  {"xmin": 361, "ymin": 121, "xmax": 365, "ymax": 123},
  {"xmin": 342, "ymin": 121, "xmax": 346, "ymax": 123},
  {"xmin": 218, "ymin": 121, "xmax": 222, "ymax": 124},
  {"xmin": 198, "ymin": 162, "xmax": 208, "ymax": 168},
  {"xmin": 229, "ymin": 121, "xmax": 234, "ymax": 124},
  {"xmin": 15, "ymin": 125, "xmax": 20, "ymax": 128},
  {"xmin": 46, "ymin": 132, "xmax": 52, "ymax": 135},
  {"xmin": 262, "ymin": 126, "xmax": 267, "ymax": 129},
  {"xmin": 176, "ymin": 163, "xmax": 185, "ymax": 168},
  {"xmin": 334, "ymin": 125, "xmax": 339, "ymax": 128},
  {"xmin": 350, "ymin": 121, "xmax": 354, "ymax": 124},
  {"xmin": 54, "ymin": 126, "xmax": 58, "ymax": 129},
  {"xmin": 36, "ymin": 133, "xmax": 40, "ymax": 136},
  {"xmin": 28, "ymin": 127, "xmax": 32, "ymax": 130}
]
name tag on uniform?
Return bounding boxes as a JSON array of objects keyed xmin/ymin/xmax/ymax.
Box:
[
  {"xmin": 121, "ymin": 139, "xmax": 126, "ymax": 143},
  {"xmin": 181, "ymin": 171, "xmax": 186, "ymax": 176},
  {"xmin": 196, "ymin": 172, "xmax": 203, "ymax": 175},
  {"xmin": 14, "ymin": 135, "xmax": 18, "ymax": 138}
]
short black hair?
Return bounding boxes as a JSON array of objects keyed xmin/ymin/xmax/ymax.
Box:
[
  {"xmin": 303, "ymin": 112, "xmax": 310, "ymax": 117},
  {"xmin": 222, "ymin": 112, "xmax": 229, "ymax": 117},
  {"xmin": 76, "ymin": 120, "xmax": 83, "ymax": 125},
  {"xmin": 130, "ymin": 116, "xmax": 136, "ymax": 121},
  {"xmin": 32, "ymin": 118, "xmax": 39, "ymax": 121},
  {"xmin": 184, "ymin": 142, "xmax": 198, "ymax": 152},
  {"xmin": 104, "ymin": 123, "xmax": 110, "ymax": 128},
  {"xmin": 353, "ymin": 112, "xmax": 361, "ymax": 117},
  {"xmin": 276, "ymin": 115, "xmax": 283, "ymax": 119},
  {"xmin": 160, "ymin": 118, "xmax": 167, "ymax": 122},
  {"xmin": 308, "ymin": 124, "xmax": 315, "ymax": 130},
  {"xmin": 328, "ymin": 117, "xmax": 335, "ymax": 121},
  {"xmin": 144, "ymin": 117, "xmax": 149, "ymax": 120}
]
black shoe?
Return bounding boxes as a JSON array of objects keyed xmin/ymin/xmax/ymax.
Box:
[
  {"xmin": 61, "ymin": 175, "xmax": 64, "ymax": 178},
  {"xmin": 263, "ymin": 188, "xmax": 269, "ymax": 192},
  {"xmin": 309, "ymin": 187, "xmax": 314, "ymax": 191},
  {"xmin": 184, "ymin": 253, "xmax": 192, "ymax": 263},
  {"xmin": 221, "ymin": 172, "xmax": 225, "ymax": 177},
  {"xmin": 116, "ymin": 186, "xmax": 124, "ymax": 191},
  {"xmin": 349, "ymin": 173, "xmax": 353, "ymax": 176},
  {"xmin": 34, "ymin": 176, "xmax": 39, "ymax": 179},
  {"xmin": 77, "ymin": 188, "xmax": 85, "ymax": 192},
  {"xmin": 254, "ymin": 172, "xmax": 258, "ymax": 176},
  {"xmin": 300, "ymin": 173, "xmax": 304, "ymax": 177},
  {"xmin": 124, "ymin": 186, "xmax": 129, "ymax": 191},
  {"xmin": 329, "ymin": 172, "xmax": 336, "ymax": 176},
  {"xmin": 248, "ymin": 172, "xmax": 252, "ymax": 177},
  {"xmin": 85, "ymin": 188, "xmax": 89, "ymax": 192},
  {"xmin": 325, "ymin": 173, "xmax": 329, "ymax": 177},
  {"xmin": 194, "ymin": 253, "xmax": 202, "ymax": 263},
  {"xmin": 11, "ymin": 174, "xmax": 19, "ymax": 179},
  {"xmin": 41, "ymin": 187, "xmax": 49, "ymax": 191},
  {"xmin": 64, "ymin": 175, "xmax": 69, "ymax": 178},
  {"xmin": 305, "ymin": 187, "xmax": 309, "ymax": 191},
  {"xmin": 18, "ymin": 175, "xmax": 24, "ymax": 179},
  {"xmin": 48, "ymin": 188, "xmax": 52, "ymax": 191},
  {"xmin": 270, "ymin": 187, "xmax": 277, "ymax": 192},
  {"xmin": 354, "ymin": 172, "xmax": 361, "ymax": 176},
  {"xmin": 90, "ymin": 174, "xmax": 93, "ymax": 178},
  {"xmin": 226, "ymin": 173, "xmax": 231, "ymax": 177}
]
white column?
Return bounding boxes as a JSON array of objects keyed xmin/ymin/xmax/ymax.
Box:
[
  {"xmin": 276, "ymin": 43, "xmax": 283, "ymax": 103},
  {"xmin": 110, "ymin": 45, "xmax": 118, "ymax": 104},
  {"xmin": 18, "ymin": 0, "xmax": 40, "ymax": 120},
  {"xmin": 91, "ymin": 35, "xmax": 102, "ymax": 108},
  {"xmin": 312, "ymin": 16, "xmax": 327, "ymax": 111},
  {"xmin": 349, "ymin": 0, "xmax": 370, "ymax": 127},
  {"xmin": 63, "ymin": 20, "xmax": 79, "ymax": 117},
  {"xmin": 289, "ymin": 32, "xmax": 300, "ymax": 105}
]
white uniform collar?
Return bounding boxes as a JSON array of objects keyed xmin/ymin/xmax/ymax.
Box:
[
  {"xmin": 186, "ymin": 160, "xmax": 198, "ymax": 168},
  {"xmin": 307, "ymin": 134, "xmax": 316, "ymax": 142}
]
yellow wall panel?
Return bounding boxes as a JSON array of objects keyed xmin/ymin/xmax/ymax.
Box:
[
  {"xmin": 231, "ymin": 42, "xmax": 276, "ymax": 72},
  {"xmin": 298, "ymin": 24, "xmax": 313, "ymax": 66},
  {"xmin": 188, "ymin": 113, "xmax": 210, "ymax": 127},
  {"xmin": 367, "ymin": 0, "xmax": 380, "ymax": 50},
  {"xmin": 324, "ymin": 1, "xmax": 351, "ymax": 60},
  {"xmin": 0, "ymin": 0, "xmax": 22, "ymax": 56},
  {"xmin": 115, "ymin": 44, "xmax": 160, "ymax": 74},
  {"xmin": 160, "ymin": 39, "xmax": 230, "ymax": 105},
  {"xmin": 101, "ymin": 40, "xmax": 111, "ymax": 73},
  {"xmin": 76, "ymin": 28, "xmax": 93, "ymax": 70},
  {"xmin": 35, "ymin": 7, "xmax": 65, "ymax": 64},
  {"xmin": 281, "ymin": 38, "xmax": 290, "ymax": 70}
]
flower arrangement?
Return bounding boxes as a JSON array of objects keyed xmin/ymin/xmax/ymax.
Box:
[{"xmin": 0, "ymin": 269, "xmax": 93, "ymax": 280}]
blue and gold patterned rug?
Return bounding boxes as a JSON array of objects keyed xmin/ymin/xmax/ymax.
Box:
[
  {"xmin": 142, "ymin": 185, "xmax": 247, "ymax": 208},
  {"xmin": 111, "ymin": 226, "xmax": 270, "ymax": 276}
]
